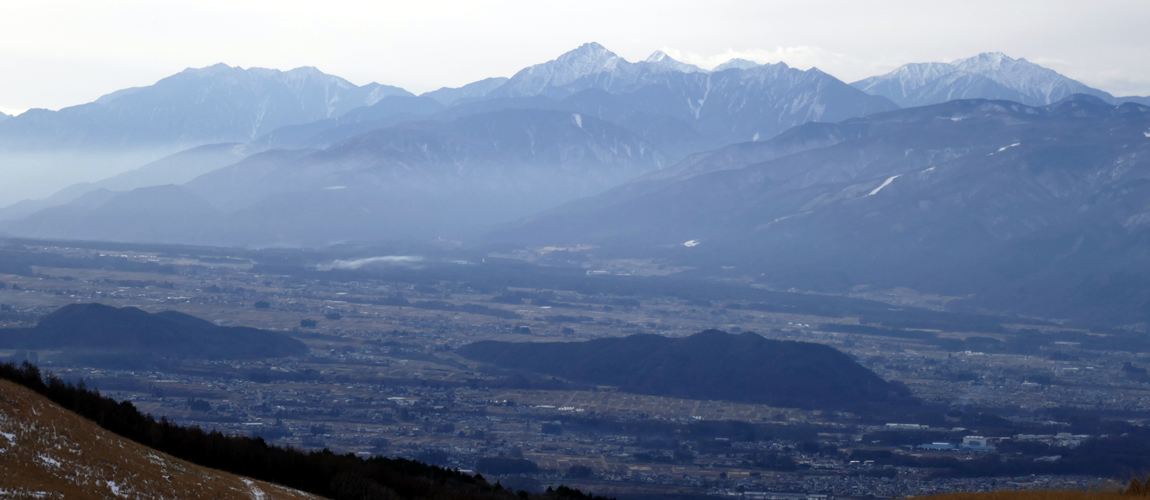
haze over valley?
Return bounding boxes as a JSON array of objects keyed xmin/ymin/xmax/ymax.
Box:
[{"xmin": 4, "ymin": 4, "xmax": 1150, "ymax": 498}]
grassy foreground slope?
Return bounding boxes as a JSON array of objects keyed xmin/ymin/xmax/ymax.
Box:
[{"xmin": 0, "ymin": 378, "xmax": 319, "ymax": 499}]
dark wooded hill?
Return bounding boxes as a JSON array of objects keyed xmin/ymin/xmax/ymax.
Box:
[
  {"xmin": 458, "ymin": 329, "xmax": 912, "ymax": 411},
  {"xmin": 0, "ymin": 303, "xmax": 306, "ymax": 360}
]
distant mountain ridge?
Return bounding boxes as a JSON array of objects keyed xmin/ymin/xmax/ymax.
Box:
[
  {"xmin": 853, "ymin": 52, "xmax": 1144, "ymax": 107},
  {"xmin": 0, "ymin": 64, "xmax": 410, "ymax": 152},
  {"xmin": 489, "ymin": 95, "xmax": 1150, "ymax": 325},
  {"xmin": 8, "ymin": 43, "xmax": 1150, "ymax": 255},
  {"xmin": 0, "ymin": 64, "xmax": 412, "ymax": 204},
  {"xmin": 0, "ymin": 43, "xmax": 893, "ymax": 207},
  {"xmin": 458, "ymin": 329, "xmax": 913, "ymax": 411},
  {"xmin": 1, "ymin": 108, "xmax": 669, "ymax": 245}
]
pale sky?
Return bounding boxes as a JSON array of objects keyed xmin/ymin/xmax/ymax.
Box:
[{"xmin": 3, "ymin": 0, "xmax": 1149, "ymax": 115}]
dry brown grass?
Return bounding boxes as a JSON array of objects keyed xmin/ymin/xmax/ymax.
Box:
[{"xmin": 0, "ymin": 379, "xmax": 318, "ymax": 499}]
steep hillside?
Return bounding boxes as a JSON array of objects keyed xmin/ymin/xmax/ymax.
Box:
[
  {"xmin": 458, "ymin": 330, "xmax": 913, "ymax": 411},
  {"xmin": 0, "ymin": 378, "xmax": 317, "ymax": 499}
]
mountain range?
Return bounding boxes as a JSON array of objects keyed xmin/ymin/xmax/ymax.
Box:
[
  {"xmin": 2, "ymin": 108, "xmax": 668, "ymax": 244},
  {"xmin": 490, "ymin": 95, "xmax": 1150, "ymax": 325},
  {"xmin": 0, "ymin": 43, "xmax": 901, "ymax": 244},
  {"xmin": 4, "ymin": 43, "xmax": 1150, "ymax": 326},
  {"xmin": 853, "ymin": 52, "xmax": 1150, "ymax": 108}
]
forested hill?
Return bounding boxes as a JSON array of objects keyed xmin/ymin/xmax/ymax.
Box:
[
  {"xmin": 458, "ymin": 329, "xmax": 913, "ymax": 411},
  {"xmin": 0, "ymin": 303, "xmax": 307, "ymax": 360}
]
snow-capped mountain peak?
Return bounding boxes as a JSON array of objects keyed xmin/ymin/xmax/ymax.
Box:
[
  {"xmin": 888, "ymin": 62, "xmax": 958, "ymax": 86},
  {"xmin": 552, "ymin": 42, "xmax": 624, "ymax": 76},
  {"xmin": 643, "ymin": 50, "xmax": 707, "ymax": 73},
  {"xmin": 493, "ymin": 42, "xmax": 629, "ymax": 97},
  {"xmin": 854, "ymin": 52, "xmax": 1119, "ymax": 107},
  {"xmin": 952, "ymin": 52, "xmax": 1107, "ymax": 105}
]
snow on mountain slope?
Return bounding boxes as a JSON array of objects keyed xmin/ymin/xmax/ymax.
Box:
[
  {"xmin": 853, "ymin": 53, "xmax": 1124, "ymax": 107},
  {"xmin": 0, "ymin": 63, "xmax": 412, "ymax": 151},
  {"xmin": 0, "ymin": 379, "xmax": 317, "ymax": 499},
  {"xmin": 644, "ymin": 50, "xmax": 706, "ymax": 73},
  {"xmin": 490, "ymin": 42, "xmax": 629, "ymax": 97},
  {"xmin": 951, "ymin": 52, "xmax": 1110, "ymax": 105}
]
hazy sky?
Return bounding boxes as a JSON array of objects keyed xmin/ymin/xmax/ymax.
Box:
[{"xmin": 3, "ymin": 0, "xmax": 1149, "ymax": 115}]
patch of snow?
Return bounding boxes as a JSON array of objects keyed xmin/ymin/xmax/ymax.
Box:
[
  {"xmin": 573, "ymin": 113, "xmax": 582, "ymax": 129},
  {"xmin": 922, "ymin": 167, "xmax": 935, "ymax": 173},
  {"xmin": 243, "ymin": 479, "xmax": 267, "ymax": 500},
  {"xmin": 1144, "ymin": 131, "xmax": 1150, "ymax": 138},
  {"xmin": 867, "ymin": 175, "xmax": 901, "ymax": 196},
  {"xmin": 323, "ymin": 186, "xmax": 346, "ymax": 190},
  {"xmin": 106, "ymin": 480, "xmax": 126, "ymax": 497},
  {"xmin": 752, "ymin": 132, "xmax": 760, "ymax": 141},
  {"xmin": 0, "ymin": 431, "xmax": 15, "ymax": 446},
  {"xmin": 38, "ymin": 453, "xmax": 61, "ymax": 467},
  {"xmin": 993, "ymin": 142, "xmax": 1021, "ymax": 154},
  {"xmin": 683, "ymin": 239, "xmax": 701, "ymax": 248}
]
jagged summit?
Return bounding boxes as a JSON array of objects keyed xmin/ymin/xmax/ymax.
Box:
[
  {"xmin": 853, "ymin": 52, "xmax": 1115, "ymax": 107},
  {"xmin": 883, "ymin": 62, "xmax": 958, "ymax": 85},
  {"xmin": 952, "ymin": 51, "xmax": 1012, "ymax": 68},
  {"xmin": 490, "ymin": 42, "xmax": 626, "ymax": 97}
]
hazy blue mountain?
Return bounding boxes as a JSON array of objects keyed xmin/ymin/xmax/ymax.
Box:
[
  {"xmin": 3, "ymin": 184, "xmax": 222, "ymax": 243},
  {"xmin": 853, "ymin": 53, "xmax": 1142, "ymax": 107},
  {"xmin": 951, "ymin": 52, "xmax": 1112, "ymax": 104},
  {"xmin": 3, "ymin": 109, "xmax": 667, "ymax": 245},
  {"xmin": 0, "ymin": 143, "xmax": 249, "ymax": 221},
  {"xmin": 713, "ymin": 58, "xmax": 761, "ymax": 71},
  {"xmin": 643, "ymin": 50, "xmax": 706, "ymax": 73},
  {"xmin": 250, "ymin": 95, "xmax": 446, "ymax": 151},
  {"xmin": 239, "ymin": 43, "xmax": 894, "ymax": 164},
  {"xmin": 201, "ymin": 109, "xmax": 667, "ymax": 245},
  {"xmin": 0, "ymin": 111, "xmax": 9, "ymax": 124},
  {"xmin": 422, "ymin": 77, "xmax": 510, "ymax": 105},
  {"xmin": 490, "ymin": 96, "xmax": 1150, "ymax": 324},
  {"xmin": 0, "ymin": 64, "xmax": 411, "ymax": 205},
  {"xmin": 0, "ymin": 64, "xmax": 411, "ymax": 152},
  {"xmin": 487, "ymin": 42, "xmax": 632, "ymax": 98},
  {"xmin": 852, "ymin": 62, "xmax": 1028, "ymax": 107},
  {"xmin": 474, "ymin": 43, "xmax": 896, "ymax": 151}
]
